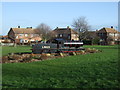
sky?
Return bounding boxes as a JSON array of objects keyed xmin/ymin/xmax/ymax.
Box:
[{"xmin": 1, "ymin": 2, "xmax": 118, "ymax": 35}]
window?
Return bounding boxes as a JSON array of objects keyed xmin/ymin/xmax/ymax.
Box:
[
  {"xmin": 19, "ymin": 34, "xmax": 23, "ymax": 36},
  {"xmin": 25, "ymin": 40, "xmax": 28, "ymax": 42},
  {"xmin": 25, "ymin": 34, "xmax": 28, "ymax": 37},
  {"xmin": 59, "ymin": 34, "xmax": 63, "ymax": 37},
  {"xmin": 109, "ymin": 33, "xmax": 114, "ymax": 36},
  {"xmin": 55, "ymin": 35, "xmax": 58, "ymax": 37},
  {"xmin": 16, "ymin": 36, "xmax": 18, "ymax": 39},
  {"xmin": 100, "ymin": 39, "xmax": 104, "ymax": 41},
  {"xmin": 115, "ymin": 33, "xmax": 118, "ymax": 37},
  {"xmin": 68, "ymin": 34, "xmax": 71, "ymax": 39},
  {"xmin": 98, "ymin": 33, "xmax": 102, "ymax": 36},
  {"xmin": 20, "ymin": 39, "xmax": 24, "ymax": 43}
]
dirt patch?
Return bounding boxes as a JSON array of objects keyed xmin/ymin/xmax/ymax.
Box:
[{"xmin": 2, "ymin": 48, "xmax": 101, "ymax": 63}]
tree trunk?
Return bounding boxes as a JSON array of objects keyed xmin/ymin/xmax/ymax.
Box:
[{"xmin": 78, "ymin": 28, "xmax": 81, "ymax": 41}]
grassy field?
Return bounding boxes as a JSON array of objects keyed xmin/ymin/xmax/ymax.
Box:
[
  {"xmin": 1, "ymin": 45, "xmax": 32, "ymax": 56},
  {"xmin": 2, "ymin": 45, "xmax": 120, "ymax": 88}
]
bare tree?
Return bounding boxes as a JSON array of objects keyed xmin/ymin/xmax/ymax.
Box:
[
  {"xmin": 36, "ymin": 23, "xmax": 52, "ymax": 41},
  {"xmin": 71, "ymin": 16, "xmax": 91, "ymax": 41}
]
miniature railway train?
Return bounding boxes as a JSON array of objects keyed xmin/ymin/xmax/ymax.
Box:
[{"xmin": 32, "ymin": 40, "xmax": 84, "ymax": 54}]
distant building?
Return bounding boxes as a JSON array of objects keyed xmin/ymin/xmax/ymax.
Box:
[
  {"xmin": 97, "ymin": 26, "xmax": 120, "ymax": 45},
  {"xmin": 8, "ymin": 26, "xmax": 42, "ymax": 44},
  {"xmin": 0, "ymin": 35, "xmax": 11, "ymax": 43},
  {"xmin": 51, "ymin": 26, "xmax": 79, "ymax": 41}
]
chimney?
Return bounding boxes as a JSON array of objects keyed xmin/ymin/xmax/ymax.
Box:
[
  {"xmin": 111, "ymin": 26, "xmax": 113, "ymax": 28},
  {"xmin": 18, "ymin": 26, "xmax": 20, "ymax": 28},
  {"xmin": 103, "ymin": 27, "xmax": 105, "ymax": 29},
  {"xmin": 67, "ymin": 26, "xmax": 69, "ymax": 29},
  {"xmin": 26, "ymin": 27, "xmax": 32, "ymax": 29},
  {"xmin": 56, "ymin": 27, "xmax": 58, "ymax": 29}
]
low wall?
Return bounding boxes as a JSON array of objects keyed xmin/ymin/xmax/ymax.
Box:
[{"xmin": 0, "ymin": 43, "xmax": 14, "ymax": 46}]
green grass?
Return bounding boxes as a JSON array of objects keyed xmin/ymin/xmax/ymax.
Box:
[
  {"xmin": 1, "ymin": 45, "xmax": 32, "ymax": 56},
  {"xmin": 2, "ymin": 45, "xmax": 120, "ymax": 88}
]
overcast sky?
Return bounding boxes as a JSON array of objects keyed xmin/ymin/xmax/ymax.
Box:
[{"xmin": 1, "ymin": 2, "xmax": 118, "ymax": 35}]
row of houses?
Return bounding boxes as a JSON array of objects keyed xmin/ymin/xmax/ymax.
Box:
[
  {"xmin": 8, "ymin": 26, "xmax": 41, "ymax": 44},
  {"xmin": 0, "ymin": 26, "xmax": 120, "ymax": 45}
]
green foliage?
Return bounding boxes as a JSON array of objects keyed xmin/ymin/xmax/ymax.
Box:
[
  {"xmin": 2, "ymin": 45, "xmax": 119, "ymax": 88},
  {"xmin": 83, "ymin": 40, "xmax": 92, "ymax": 45},
  {"xmin": 92, "ymin": 37, "xmax": 100, "ymax": 45}
]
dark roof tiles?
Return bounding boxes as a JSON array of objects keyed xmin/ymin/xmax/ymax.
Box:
[{"xmin": 53, "ymin": 27, "xmax": 78, "ymax": 34}]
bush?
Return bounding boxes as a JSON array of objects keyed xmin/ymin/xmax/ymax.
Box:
[
  {"xmin": 92, "ymin": 38, "xmax": 100, "ymax": 45},
  {"xmin": 83, "ymin": 40, "xmax": 92, "ymax": 45}
]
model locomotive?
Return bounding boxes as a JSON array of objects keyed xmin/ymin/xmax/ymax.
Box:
[{"xmin": 32, "ymin": 39, "xmax": 84, "ymax": 54}]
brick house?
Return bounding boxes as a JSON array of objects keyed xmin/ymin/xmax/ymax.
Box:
[
  {"xmin": 8, "ymin": 26, "xmax": 42, "ymax": 44},
  {"xmin": 97, "ymin": 26, "xmax": 120, "ymax": 45},
  {"xmin": 51, "ymin": 26, "xmax": 79, "ymax": 41}
]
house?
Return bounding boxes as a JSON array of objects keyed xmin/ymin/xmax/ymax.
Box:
[
  {"xmin": 8, "ymin": 26, "xmax": 42, "ymax": 44},
  {"xmin": 51, "ymin": 26, "xmax": 79, "ymax": 41},
  {"xmin": 0, "ymin": 35, "xmax": 11, "ymax": 43},
  {"xmin": 97, "ymin": 26, "xmax": 120, "ymax": 45}
]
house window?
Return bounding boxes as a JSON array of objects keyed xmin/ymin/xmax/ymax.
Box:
[
  {"xmin": 98, "ymin": 33, "xmax": 101, "ymax": 36},
  {"xmin": 59, "ymin": 34, "xmax": 63, "ymax": 37},
  {"xmin": 115, "ymin": 33, "xmax": 118, "ymax": 37},
  {"xmin": 25, "ymin": 34, "xmax": 28, "ymax": 37},
  {"xmin": 25, "ymin": 40, "xmax": 28, "ymax": 42},
  {"xmin": 20, "ymin": 39, "xmax": 24, "ymax": 43},
  {"xmin": 109, "ymin": 33, "xmax": 114, "ymax": 36},
  {"xmin": 99, "ymin": 33, "xmax": 104, "ymax": 36},
  {"xmin": 100, "ymin": 39, "xmax": 104, "ymax": 41},
  {"xmin": 19, "ymin": 34, "xmax": 23, "ymax": 36},
  {"xmin": 16, "ymin": 36, "xmax": 18, "ymax": 39},
  {"xmin": 55, "ymin": 35, "xmax": 58, "ymax": 37},
  {"xmin": 101, "ymin": 33, "xmax": 104, "ymax": 36},
  {"xmin": 68, "ymin": 34, "xmax": 71, "ymax": 39}
]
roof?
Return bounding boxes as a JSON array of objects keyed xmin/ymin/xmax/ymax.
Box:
[
  {"xmin": 53, "ymin": 27, "xmax": 78, "ymax": 34},
  {"xmin": 70, "ymin": 29, "xmax": 78, "ymax": 34},
  {"xmin": 2, "ymin": 35, "xmax": 8, "ymax": 38},
  {"xmin": 98, "ymin": 28, "xmax": 119, "ymax": 33},
  {"xmin": 10, "ymin": 28, "xmax": 38, "ymax": 34}
]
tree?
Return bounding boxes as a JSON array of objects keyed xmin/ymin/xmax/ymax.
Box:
[
  {"xmin": 82, "ymin": 31, "xmax": 100, "ymax": 45},
  {"xmin": 36, "ymin": 23, "xmax": 52, "ymax": 41},
  {"xmin": 71, "ymin": 16, "xmax": 91, "ymax": 41}
]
